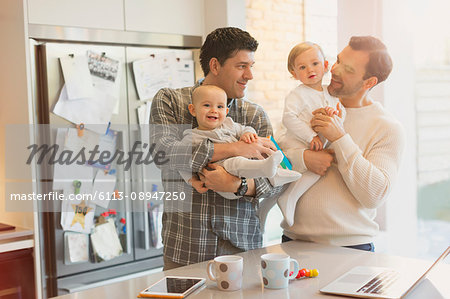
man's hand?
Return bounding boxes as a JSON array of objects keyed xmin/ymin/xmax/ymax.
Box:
[
  {"xmin": 310, "ymin": 135, "xmax": 323, "ymax": 151},
  {"xmin": 188, "ymin": 176, "xmax": 209, "ymax": 193},
  {"xmin": 233, "ymin": 137, "xmax": 277, "ymax": 160},
  {"xmin": 240, "ymin": 132, "xmax": 258, "ymax": 143},
  {"xmin": 303, "ymin": 149, "xmax": 335, "ymax": 176},
  {"xmin": 198, "ymin": 163, "xmax": 241, "ymax": 192},
  {"xmin": 311, "ymin": 104, "xmax": 345, "ymax": 142}
]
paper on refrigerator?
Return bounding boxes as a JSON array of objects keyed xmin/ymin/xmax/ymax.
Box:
[
  {"xmin": 59, "ymin": 55, "xmax": 94, "ymax": 100},
  {"xmin": 61, "ymin": 199, "xmax": 96, "ymax": 234},
  {"xmin": 87, "ymin": 51, "xmax": 122, "ymax": 114},
  {"xmin": 53, "ymin": 128, "xmax": 95, "ymax": 191},
  {"xmin": 172, "ymin": 59, "xmax": 195, "ymax": 89},
  {"xmin": 91, "ymin": 170, "xmax": 116, "ymax": 208},
  {"xmin": 90, "ymin": 219, "xmax": 123, "ymax": 261},
  {"xmin": 64, "ymin": 127, "xmax": 100, "ymax": 154},
  {"xmin": 64, "ymin": 232, "xmax": 89, "ymax": 264},
  {"xmin": 132, "ymin": 52, "xmax": 178, "ymax": 101},
  {"xmin": 137, "ymin": 101, "xmax": 152, "ymax": 125},
  {"xmin": 53, "ymin": 84, "xmax": 114, "ymax": 134}
]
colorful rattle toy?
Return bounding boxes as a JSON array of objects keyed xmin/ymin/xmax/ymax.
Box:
[{"xmin": 290, "ymin": 268, "xmax": 319, "ymax": 279}]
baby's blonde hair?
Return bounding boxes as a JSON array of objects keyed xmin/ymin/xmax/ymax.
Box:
[{"xmin": 287, "ymin": 42, "xmax": 325, "ymax": 73}]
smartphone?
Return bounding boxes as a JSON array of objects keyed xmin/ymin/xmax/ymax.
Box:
[{"xmin": 138, "ymin": 276, "xmax": 206, "ymax": 298}]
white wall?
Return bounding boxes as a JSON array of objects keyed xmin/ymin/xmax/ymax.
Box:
[
  {"xmin": 204, "ymin": 0, "xmax": 246, "ymax": 39},
  {"xmin": 337, "ymin": 0, "xmax": 384, "ymax": 102},
  {"xmin": 337, "ymin": 0, "xmax": 418, "ymax": 255},
  {"xmin": 381, "ymin": 0, "xmax": 418, "ymax": 256},
  {"xmin": 0, "ymin": 0, "xmax": 35, "ymax": 229}
]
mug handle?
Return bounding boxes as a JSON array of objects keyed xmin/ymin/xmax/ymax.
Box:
[
  {"xmin": 207, "ymin": 260, "xmax": 216, "ymax": 281},
  {"xmin": 288, "ymin": 259, "xmax": 299, "ymax": 280}
]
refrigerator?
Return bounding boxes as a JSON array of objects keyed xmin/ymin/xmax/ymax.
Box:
[{"xmin": 31, "ymin": 38, "xmax": 200, "ymax": 297}]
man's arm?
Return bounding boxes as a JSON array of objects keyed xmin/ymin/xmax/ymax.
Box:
[
  {"xmin": 210, "ymin": 139, "xmax": 276, "ymax": 162},
  {"xmin": 331, "ymin": 126, "xmax": 405, "ymax": 208},
  {"xmin": 311, "ymin": 109, "xmax": 406, "ymax": 209},
  {"xmin": 199, "ymin": 163, "xmax": 256, "ymax": 196}
]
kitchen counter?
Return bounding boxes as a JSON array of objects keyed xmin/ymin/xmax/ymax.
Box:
[
  {"xmin": 51, "ymin": 241, "xmax": 450, "ymax": 299},
  {"xmin": 0, "ymin": 225, "xmax": 34, "ymax": 254}
]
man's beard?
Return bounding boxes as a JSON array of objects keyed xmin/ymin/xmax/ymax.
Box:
[{"xmin": 328, "ymin": 79, "xmax": 363, "ymax": 97}]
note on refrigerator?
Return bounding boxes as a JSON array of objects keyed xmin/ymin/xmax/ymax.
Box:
[
  {"xmin": 59, "ymin": 55, "xmax": 94, "ymax": 100},
  {"xmin": 87, "ymin": 128, "xmax": 117, "ymax": 171},
  {"xmin": 173, "ymin": 59, "xmax": 195, "ymax": 89},
  {"xmin": 53, "ymin": 85, "xmax": 115, "ymax": 134},
  {"xmin": 64, "ymin": 231, "xmax": 89, "ymax": 264},
  {"xmin": 137, "ymin": 101, "xmax": 152, "ymax": 125},
  {"xmin": 91, "ymin": 170, "xmax": 116, "ymax": 208},
  {"xmin": 149, "ymin": 203, "xmax": 163, "ymax": 249},
  {"xmin": 137, "ymin": 104, "xmax": 146, "ymax": 125},
  {"xmin": 87, "ymin": 51, "xmax": 121, "ymax": 114},
  {"xmin": 61, "ymin": 199, "xmax": 96, "ymax": 234},
  {"xmin": 53, "ymin": 128, "xmax": 95, "ymax": 190},
  {"xmin": 90, "ymin": 219, "xmax": 123, "ymax": 261},
  {"xmin": 64, "ymin": 127, "xmax": 100, "ymax": 153},
  {"xmin": 132, "ymin": 52, "xmax": 177, "ymax": 101}
]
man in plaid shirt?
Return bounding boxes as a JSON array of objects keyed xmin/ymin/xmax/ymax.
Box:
[{"xmin": 150, "ymin": 27, "xmax": 284, "ymax": 269}]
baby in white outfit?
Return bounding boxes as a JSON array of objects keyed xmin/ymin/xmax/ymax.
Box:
[
  {"xmin": 179, "ymin": 85, "xmax": 301, "ymax": 199},
  {"xmin": 276, "ymin": 42, "xmax": 346, "ymax": 226}
]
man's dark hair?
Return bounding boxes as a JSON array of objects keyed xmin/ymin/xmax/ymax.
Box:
[
  {"xmin": 200, "ymin": 27, "xmax": 258, "ymax": 76},
  {"xmin": 349, "ymin": 36, "xmax": 393, "ymax": 85}
]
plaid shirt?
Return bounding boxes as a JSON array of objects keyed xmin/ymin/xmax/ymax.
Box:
[{"xmin": 149, "ymin": 84, "xmax": 283, "ymax": 265}]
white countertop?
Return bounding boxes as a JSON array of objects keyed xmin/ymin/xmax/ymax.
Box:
[
  {"xmin": 0, "ymin": 225, "xmax": 34, "ymax": 253},
  {"xmin": 51, "ymin": 241, "xmax": 450, "ymax": 299}
]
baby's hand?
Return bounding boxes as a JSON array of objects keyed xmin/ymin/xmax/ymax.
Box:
[
  {"xmin": 240, "ymin": 132, "xmax": 258, "ymax": 143},
  {"xmin": 189, "ymin": 176, "xmax": 208, "ymax": 193},
  {"xmin": 324, "ymin": 106, "xmax": 338, "ymax": 117},
  {"xmin": 310, "ymin": 136, "xmax": 323, "ymax": 151}
]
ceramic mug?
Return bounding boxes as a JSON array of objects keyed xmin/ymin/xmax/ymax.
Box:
[
  {"xmin": 260, "ymin": 253, "xmax": 299, "ymax": 289},
  {"xmin": 207, "ymin": 255, "xmax": 243, "ymax": 291}
]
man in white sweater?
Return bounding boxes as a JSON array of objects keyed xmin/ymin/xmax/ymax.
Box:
[{"xmin": 281, "ymin": 36, "xmax": 405, "ymax": 251}]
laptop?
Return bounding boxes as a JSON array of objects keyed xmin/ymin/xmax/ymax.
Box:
[{"xmin": 320, "ymin": 246, "xmax": 450, "ymax": 299}]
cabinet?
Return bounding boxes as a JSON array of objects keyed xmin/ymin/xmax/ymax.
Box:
[
  {"xmin": 27, "ymin": 0, "xmax": 125, "ymax": 30},
  {"xmin": 124, "ymin": 0, "xmax": 205, "ymax": 36},
  {"xmin": 0, "ymin": 248, "xmax": 35, "ymax": 299},
  {"xmin": 0, "ymin": 227, "xmax": 35, "ymax": 299},
  {"xmin": 27, "ymin": 0, "xmax": 206, "ymax": 36}
]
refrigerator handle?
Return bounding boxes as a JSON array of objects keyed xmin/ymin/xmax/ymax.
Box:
[
  {"xmin": 138, "ymin": 128, "xmax": 151, "ymax": 250},
  {"xmin": 120, "ymin": 130, "xmax": 133, "ymax": 255}
]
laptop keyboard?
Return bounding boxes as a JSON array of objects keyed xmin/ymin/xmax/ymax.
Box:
[{"xmin": 356, "ymin": 270, "xmax": 400, "ymax": 294}]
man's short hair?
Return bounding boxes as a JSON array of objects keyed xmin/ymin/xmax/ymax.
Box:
[
  {"xmin": 200, "ymin": 27, "xmax": 258, "ymax": 76},
  {"xmin": 349, "ymin": 36, "xmax": 393, "ymax": 85}
]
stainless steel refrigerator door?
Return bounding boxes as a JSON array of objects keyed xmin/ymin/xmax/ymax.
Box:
[
  {"xmin": 34, "ymin": 41, "xmax": 134, "ymax": 279},
  {"xmin": 125, "ymin": 46, "xmax": 194, "ymax": 260}
]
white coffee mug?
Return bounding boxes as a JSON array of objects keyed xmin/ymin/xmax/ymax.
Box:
[
  {"xmin": 207, "ymin": 255, "xmax": 243, "ymax": 291},
  {"xmin": 260, "ymin": 253, "xmax": 299, "ymax": 289}
]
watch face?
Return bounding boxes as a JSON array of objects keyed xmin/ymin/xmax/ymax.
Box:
[{"xmin": 235, "ymin": 178, "xmax": 248, "ymax": 196}]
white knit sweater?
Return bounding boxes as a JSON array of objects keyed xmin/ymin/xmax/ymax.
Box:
[{"xmin": 282, "ymin": 101, "xmax": 405, "ymax": 246}]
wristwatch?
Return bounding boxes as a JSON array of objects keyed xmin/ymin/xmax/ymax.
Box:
[{"xmin": 234, "ymin": 177, "xmax": 248, "ymax": 197}]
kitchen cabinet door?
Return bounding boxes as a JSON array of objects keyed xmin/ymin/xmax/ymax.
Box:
[
  {"xmin": 124, "ymin": 0, "xmax": 204, "ymax": 36},
  {"xmin": 27, "ymin": 0, "xmax": 125, "ymax": 30}
]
